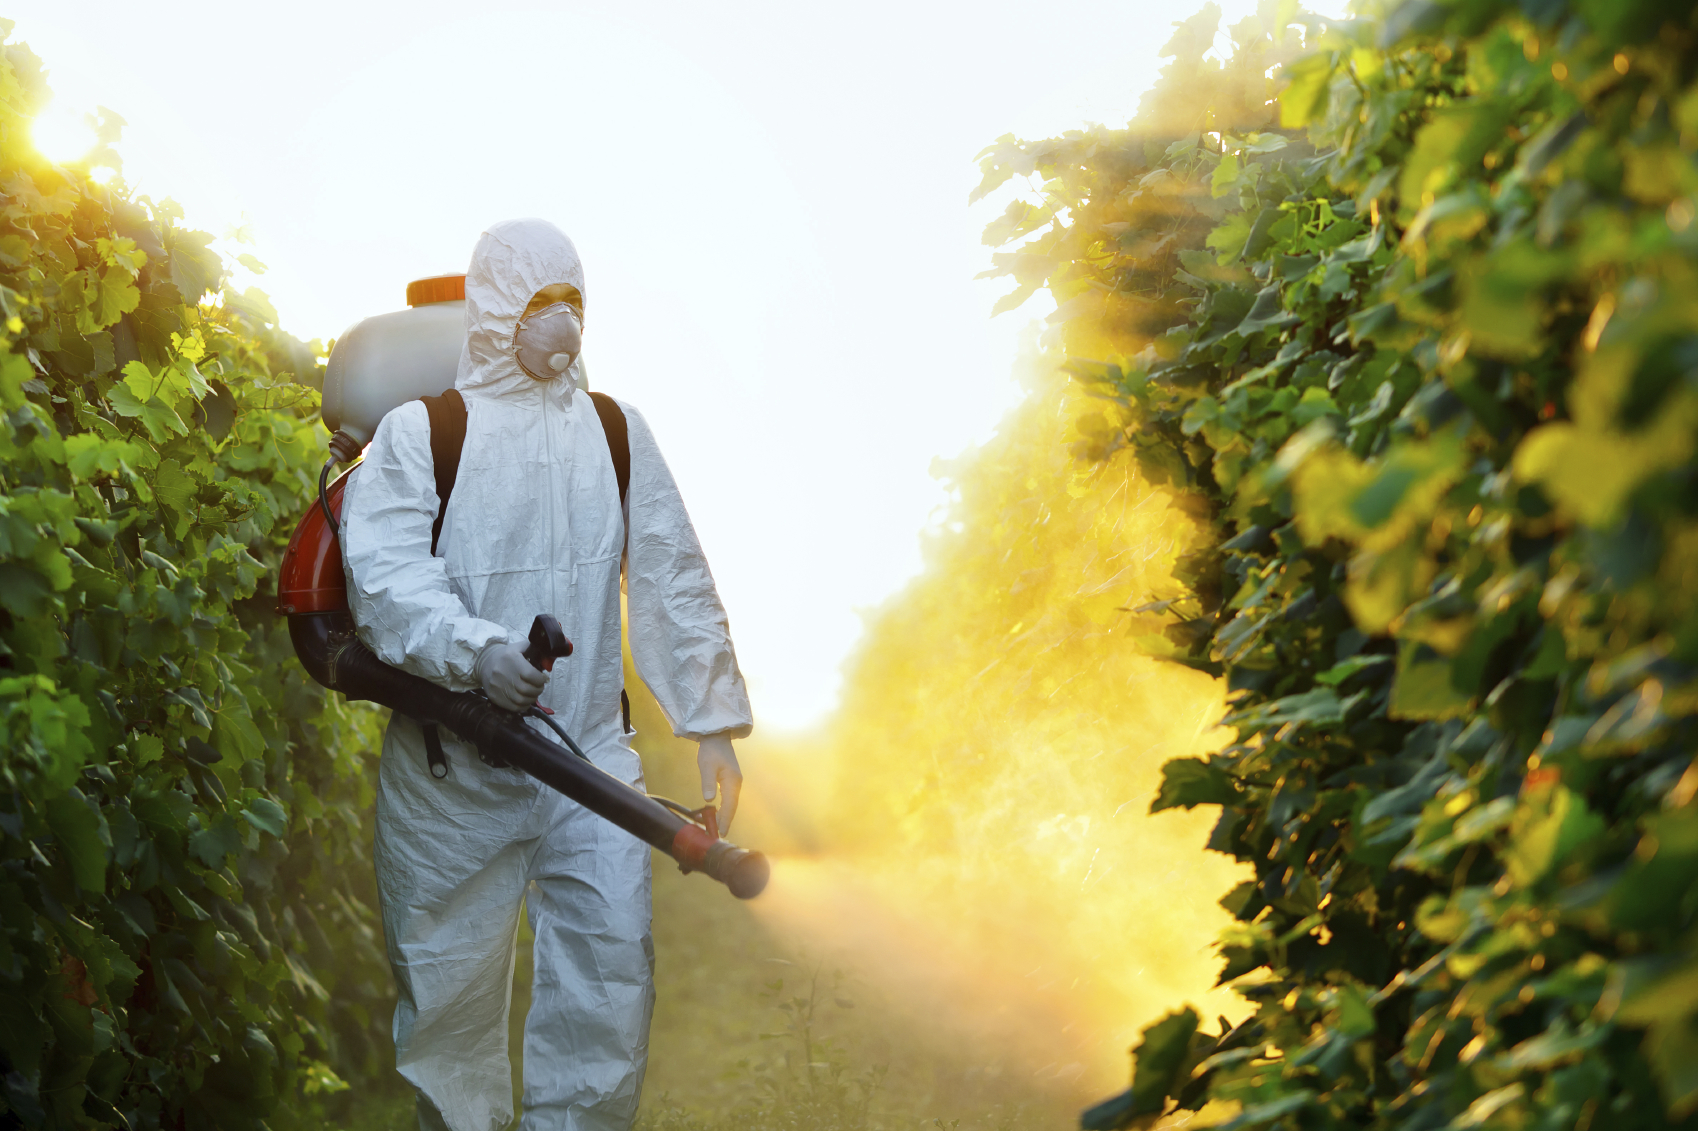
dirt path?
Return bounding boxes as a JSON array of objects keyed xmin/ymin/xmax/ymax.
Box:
[{"xmin": 638, "ymin": 851, "xmax": 1092, "ymax": 1129}]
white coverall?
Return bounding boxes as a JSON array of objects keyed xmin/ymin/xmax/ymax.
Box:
[{"xmin": 340, "ymin": 218, "xmax": 754, "ymax": 1131}]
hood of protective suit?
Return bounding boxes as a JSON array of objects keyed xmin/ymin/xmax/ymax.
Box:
[{"xmin": 458, "ymin": 218, "xmax": 586, "ymax": 400}]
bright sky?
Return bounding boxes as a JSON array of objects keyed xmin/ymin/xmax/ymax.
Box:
[{"xmin": 17, "ymin": 0, "xmax": 1331, "ymax": 731}]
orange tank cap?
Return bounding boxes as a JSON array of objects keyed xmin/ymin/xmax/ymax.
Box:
[{"xmin": 406, "ymin": 275, "xmax": 467, "ymax": 306}]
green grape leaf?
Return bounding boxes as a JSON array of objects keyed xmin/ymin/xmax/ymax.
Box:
[
  {"xmin": 45, "ymin": 788, "xmax": 110, "ymax": 894},
  {"xmin": 239, "ymin": 798, "xmax": 287, "ymax": 839}
]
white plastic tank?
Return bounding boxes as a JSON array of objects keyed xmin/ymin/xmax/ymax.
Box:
[
  {"xmin": 322, "ymin": 275, "xmax": 591, "ymax": 448},
  {"xmin": 321, "ymin": 275, "xmax": 468, "ymax": 446}
]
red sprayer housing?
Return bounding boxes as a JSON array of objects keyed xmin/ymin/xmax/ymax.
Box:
[{"xmin": 276, "ymin": 467, "xmax": 354, "ymax": 616}]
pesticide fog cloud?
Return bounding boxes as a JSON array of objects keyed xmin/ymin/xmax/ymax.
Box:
[{"xmin": 712, "ymin": 345, "xmax": 1250, "ymax": 1113}]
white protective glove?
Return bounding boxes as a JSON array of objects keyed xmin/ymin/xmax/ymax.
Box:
[
  {"xmin": 697, "ymin": 733, "xmax": 743, "ymax": 834},
  {"xmin": 514, "ymin": 302, "xmax": 582, "ymax": 380},
  {"xmin": 475, "ymin": 641, "xmax": 548, "ymax": 712}
]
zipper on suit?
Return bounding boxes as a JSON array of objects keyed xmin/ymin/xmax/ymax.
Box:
[{"xmin": 543, "ymin": 389, "xmax": 558, "ymax": 616}]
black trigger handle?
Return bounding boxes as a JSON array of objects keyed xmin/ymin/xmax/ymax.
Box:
[{"xmin": 523, "ymin": 614, "xmax": 572, "ymax": 672}]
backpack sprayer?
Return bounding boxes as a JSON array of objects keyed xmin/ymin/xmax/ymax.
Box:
[{"xmin": 274, "ymin": 275, "xmax": 769, "ymax": 900}]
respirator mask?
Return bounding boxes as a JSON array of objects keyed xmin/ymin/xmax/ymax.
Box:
[{"xmin": 515, "ymin": 285, "xmax": 584, "ymax": 380}]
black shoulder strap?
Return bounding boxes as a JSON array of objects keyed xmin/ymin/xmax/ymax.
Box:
[
  {"xmin": 588, "ymin": 391, "xmax": 631, "ymax": 506},
  {"xmin": 419, "ymin": 388, "xmax": 628, "ymax": 557},
  {"xmin": 420, "ymin": 389, "xmax": 466, "ymax": 555}
]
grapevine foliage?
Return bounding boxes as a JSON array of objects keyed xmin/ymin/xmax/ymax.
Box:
[
  {"xmin": 0, "ymin": 27, "xmax": 392, "ymax": 1131},
  {"xmin": 979, "ymin": 0, "xmax": 1698, "ymax": 1127}
]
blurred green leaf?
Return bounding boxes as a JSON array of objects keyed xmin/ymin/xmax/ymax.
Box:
[{"xmin": 45, "ymin": 788, "xmax": 108, "ymax": 894}]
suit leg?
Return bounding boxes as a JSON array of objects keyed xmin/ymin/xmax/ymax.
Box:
[
  {"xmin": 518, "ymin": 796, "xmax": 655, "ymax": 1131},
  {"xmin": 376, "ymin": 719, "xmax": 542, "ymax": 1131}
]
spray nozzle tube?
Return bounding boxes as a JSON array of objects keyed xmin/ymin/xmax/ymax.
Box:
[{"xmin": 283, "ymin": 609, "xmax": 769, "ymax": 899}]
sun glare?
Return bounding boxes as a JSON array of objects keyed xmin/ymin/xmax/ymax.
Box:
[{"xmin": 31, "ymin": 102, "xmax": 97, "ymax": 164}]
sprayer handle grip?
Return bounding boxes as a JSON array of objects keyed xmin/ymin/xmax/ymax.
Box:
[{"xmin": 523, "ymin": 614, "xmax": 573, "ymax": 672}]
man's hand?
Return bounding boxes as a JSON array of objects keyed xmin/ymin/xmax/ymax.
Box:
[
  {"xmin": 697, "ymin": 734, "xmax": 743, "ymax": 834},
  {"xmin": 475, "ymin": 641, "xmax": 548, "ymax": 711}
]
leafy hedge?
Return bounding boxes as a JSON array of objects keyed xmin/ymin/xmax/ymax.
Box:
[
  {"xmin": 0, "ymin": 29, "xmax": 391, "ymax": 1130},
  {"xmin": 979, "ymin": 0, "xmax": 1698, "ymax": 1127}
]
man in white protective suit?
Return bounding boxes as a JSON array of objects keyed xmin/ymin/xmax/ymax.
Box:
[{"xmin": 339, "ymin": 218, "xmax": 754, "ymax": 1131}]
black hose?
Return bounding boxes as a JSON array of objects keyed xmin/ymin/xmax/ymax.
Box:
[
  {"xmin": 652, "ymin": 796, "xmax": 702, "ymax": 821},
  {"xmin": 526, "ymin": 707, "xmax": 592, "ymax": 762},
  {"xmin": 527, "ymin": 710, "xmax": 717, "ymax": 834},
  {"xmin": 319, "ymin": 457, "xmax": 340, "ymax": 541}
]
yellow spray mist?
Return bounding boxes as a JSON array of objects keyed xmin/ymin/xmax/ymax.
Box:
[{"xmin": 704, "ymin": 340, "xmax": 1251, "ymax": 1115}]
